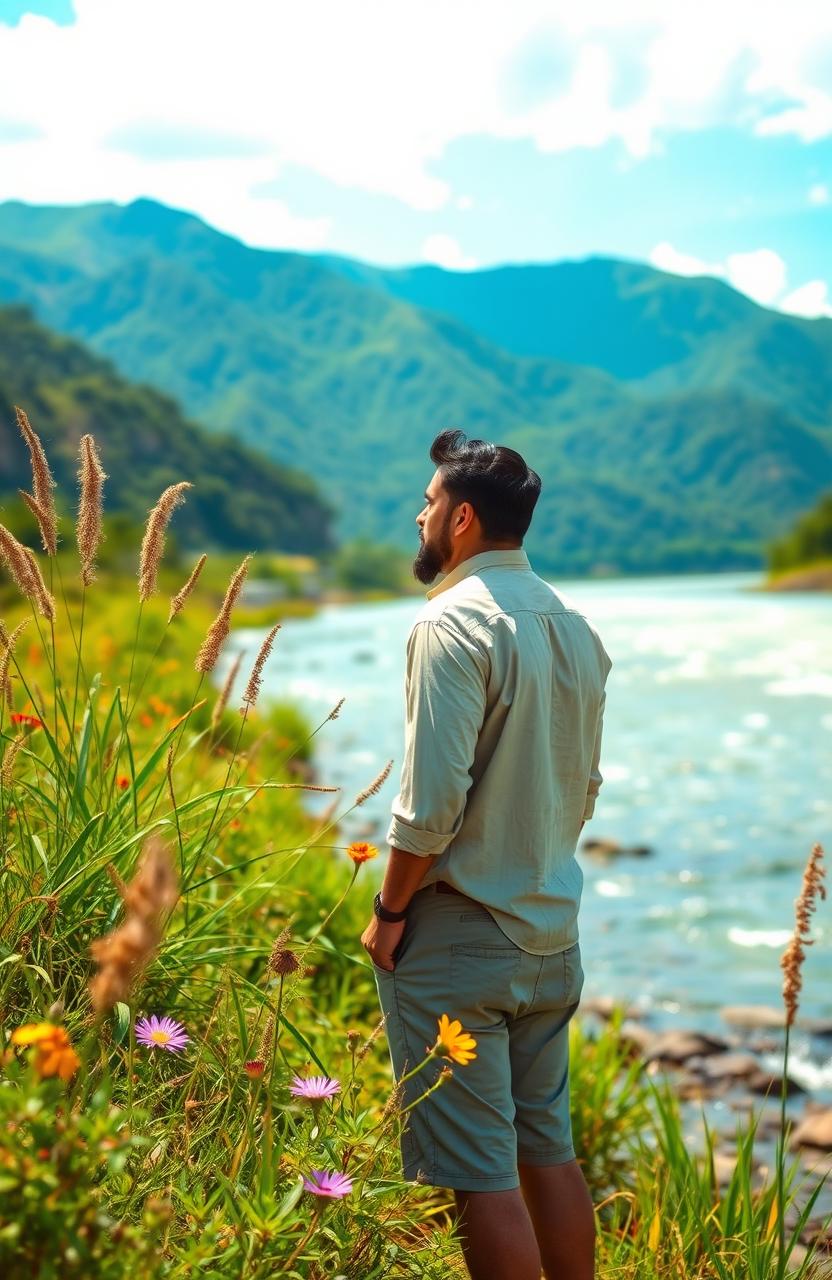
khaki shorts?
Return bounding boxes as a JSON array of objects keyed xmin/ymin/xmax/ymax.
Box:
[{"xmin": 373, "ymin": 881, "xmax": 584, "ymax": 1192}]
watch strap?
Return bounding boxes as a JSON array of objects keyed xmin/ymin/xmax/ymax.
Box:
[{"xmin": 374, "ymin": 891, "xmax": 408, "ymax": 923}]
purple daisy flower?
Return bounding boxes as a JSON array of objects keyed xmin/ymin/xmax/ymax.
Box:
[
  {"xmin": 302, "ymin": 1169, "xmax": 353, "ymax": 1198},
  {"xmin": 288, "ymin": 1073, "xmax": 341, "ymax": 1101},
  {"xmin": 135, "ymin": 1015, "xmax": 189, "ymax": 1054}
]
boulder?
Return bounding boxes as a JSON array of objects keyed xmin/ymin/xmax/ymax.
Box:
[
  {"xmin": 644, "ymin": 1029, "xmax": 730, "ymax": 1064},
  {"xmin": 747, "ymin": 1069, "xmax": 805, "ymax": 1098},
  {"xmin": 699, "ymin": 1052, "xmax": 761, "ymax": 1082},
  {"xmin": 720, "ymin": 1005, "xmax": 786, "ymax": 1030},
  {"xmin": 791, "ymin": 1109, "xmax": 832, "ymax": 1150}
]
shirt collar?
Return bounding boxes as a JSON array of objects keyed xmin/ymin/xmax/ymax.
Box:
[{"xmin": 425, "ymin": 548, "xmax": 530, "ymax": 599}]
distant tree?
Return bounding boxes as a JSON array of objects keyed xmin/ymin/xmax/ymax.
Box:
[{"xmin": 767, "ymin": 492, "xmax": 832, "ymax": 572}]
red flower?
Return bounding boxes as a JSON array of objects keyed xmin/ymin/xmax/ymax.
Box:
[
  {"xmin": 117, "ymin": 776, "xmax": 131, "ymax": 790},
  {"xmin": 244, "ymin": 1059, "xmax": 265, "ymax": 1079},
  {"xmin": 10, "ymin": 713, "xmax": 44, "ymax": 730}
]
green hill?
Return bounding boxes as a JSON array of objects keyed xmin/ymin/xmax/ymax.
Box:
[
  {"xmin": 324, "ymin": 252, "xmax": 832, "ymax": 426},
  {"xmin": 0, "ymin": 304, "xmax": 335, "ymax": 555},
  {"xmin": 0, "ymin": 198, "xmax": 830, "ymax": 575}
]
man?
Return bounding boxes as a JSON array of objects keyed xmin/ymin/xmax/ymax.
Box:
[{"xmin": 360, "ymin": 429, "xmax": 612, "ymax": 1280}]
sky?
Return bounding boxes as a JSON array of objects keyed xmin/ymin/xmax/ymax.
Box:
[{"xmin": 0, "ymin": 0, "xmax": 830, "ymax": 316}]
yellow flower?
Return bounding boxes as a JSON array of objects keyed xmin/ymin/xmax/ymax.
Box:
[
  {"xmin": 346, "ymin": 841, "xmax": 379, "ymax": 864},
  {"xmin": 11, "ymin": 1022, "xmax": 80, "ymax": 1081},
  {"xmin": 432, "ymin": 1014, "xmax": 477, "ymax": 1066}
]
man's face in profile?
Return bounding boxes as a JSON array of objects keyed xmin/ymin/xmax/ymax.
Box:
[{"xmin": 413, "ymin": 470, "xmax": 454, "ymax": 585}]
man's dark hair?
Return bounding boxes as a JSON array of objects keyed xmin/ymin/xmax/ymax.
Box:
[{"xmin": 430, "ymin": 429, "xmax": 541, "ymax": 542}]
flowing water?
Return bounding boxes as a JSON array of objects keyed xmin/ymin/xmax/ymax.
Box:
[{"xmin": 228, "ymin": 569, "xmax": 832, "ymax": 1089}]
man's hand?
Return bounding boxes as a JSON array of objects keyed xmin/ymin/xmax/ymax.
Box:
[{"xmin": 361, "ymin": 914, "xmax": 407, "ymax": 972}]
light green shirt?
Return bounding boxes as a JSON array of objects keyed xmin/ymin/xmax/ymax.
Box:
[{"xmin": 386, "ymin": 548, "xmax": 612, "ymax": 955}]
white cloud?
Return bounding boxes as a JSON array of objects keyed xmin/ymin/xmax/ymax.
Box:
[
  {"xmin": 780, "ymin": 280, "xmax": 832, "ymax": 318},
  {"xmin": 809, "ymin": 183, "xmax": 829, "ymax": 206},
  {"xmin": 649, "ymin": 241, "xmax": 722, "ymax": 278},
  {"xmin": 422, "ymin": 233, "xmax": 477, "ymax": 271},
  {"xmin": 724, "ymin": 248, "xmax": 787, "ymax": 305},
  {"xmin": 650, "ymin": 240, "xmax": 831, "ymax": 318},
  {"xmin": 0, "ymin": 0, "xmax": 831, "ymax": 248}
]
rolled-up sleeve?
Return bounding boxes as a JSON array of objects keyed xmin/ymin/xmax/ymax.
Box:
[{"xmin": 386, "ymin": 618, "xmax": 488, "ymax": 856}]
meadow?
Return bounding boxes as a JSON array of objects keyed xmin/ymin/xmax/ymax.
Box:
[{"xmin": 0, "ymin": 409, "xmax": 829, "ymax": 1278}]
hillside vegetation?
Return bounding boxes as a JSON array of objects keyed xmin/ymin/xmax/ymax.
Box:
[
  {"xmin": 0, "ymin": 304, "xmax": 335, "ymax": 555},
  {"xmin": 1, "ymin": 199, "xmax": 831, "ymax": 575}
]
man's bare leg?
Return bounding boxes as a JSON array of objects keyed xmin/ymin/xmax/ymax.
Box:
[
  {"xmin": 453, "ymin": 1187, "xmax": 542, "ymax": 1280},
  {"xmin": 518, "ymin": 1159, "xmax": 596, "ymax": 1280}
]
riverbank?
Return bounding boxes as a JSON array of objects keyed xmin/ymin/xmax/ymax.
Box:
[{"xmin": 756, "ymin": 561, "xmax": 832, "ymax": 592}]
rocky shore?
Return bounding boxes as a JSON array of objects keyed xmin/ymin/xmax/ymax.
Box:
[{"xmin": 582, "ymin": 996, "xmax": 832, "ymax": 1263}]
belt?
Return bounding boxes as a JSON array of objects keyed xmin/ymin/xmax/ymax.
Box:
[{"xmin": 435, "ymin": 880, "xmax": 466, "ymax": 897}]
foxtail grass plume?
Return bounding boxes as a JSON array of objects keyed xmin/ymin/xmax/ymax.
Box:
[
  {"xmin": 195, "ymin": 554, "xmax": 252, "ymax": 674},
  {"xmin": 16, "ymin": 407, "xmax": 58, "ymax": 556},
  {"xmin": 1, "ymin": 734, "xmax": 24, "ymax": 786},
  {"xmin": 211, "ymin": 649, "xmax": 244, "ymax": 732},
  {"xmin": 327, "ymin": 697, "xmax": 345, "ymax": 721},
  {"xmin": 0, "ymin": 618, "xmax": 30, "ymax": 706},
  {"xmin": 354, "ymin": 758, "xmax": 393, "ymax": 808},
  {"xmin": 22, "ymin": 548, "xmax": 55, "ymax": 621},
  {"xmin": 76, "ymin": 434, "xmax": 106, "ymax": 586},
  {"xmin": 356, "ymin": 1015, "xmax": 387, "ymax": 1063},
  {"xmin": 139, "ymin": 482, "xmax": 193, "ymax": 602},
  {"xmin": 88, "ymin": 834, "xmax": 179, "ymax": 1014},
  {"xmin": 241, "ymin": 623, "xmax": 281, "ymax": 711},
  {"xmin": 781, "ymin": 842, "xmax": 826, "ymax": 1027},
  {"xmin": 168, "ymin": 553, "xmax": 207, "ymax": 623},
  {"xmin": 0, "ymin": 525, "xmax": 55, "ymax": 620}
]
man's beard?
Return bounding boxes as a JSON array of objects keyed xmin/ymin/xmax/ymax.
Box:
[{"xmin": 412, "ymin": 511, "xmax": 453, "ymax": 585}]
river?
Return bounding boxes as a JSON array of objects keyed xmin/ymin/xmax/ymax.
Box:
[{"xmin": 228, "ymin": 569, "xmax": 831, "ymax": 1086}]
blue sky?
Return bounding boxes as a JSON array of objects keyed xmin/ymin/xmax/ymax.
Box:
[{"xmin": 0, "ymin": 0, "xmax": 830, "ymax": 315}]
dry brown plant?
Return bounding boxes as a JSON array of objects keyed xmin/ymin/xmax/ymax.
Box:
[
  {"xmin": 168, "ymin": 553, "xmax": 207, "ymax": 623},
  {"xmin": 76, "ymin": 435, "xmax": 106, "ymax": 587},
  {"xmin": 195, "ymin": 554, "xmax": 253, "ymax": 674},
  {"xmin": 327, "ymin": 696, "xmax": 346, "ymax": 721},
  {"xmin": 241, "ymin": 623, "xmax": 281, "ymax": 711},
  {"xmin": 268, "ymin": 925, "xmax": 301, "ymax": 976},
  {"xmin": 138, "ymin": 482, "xmax": 193, "ymax": 602},
  {"xmin": 16, "ymin": 407, "xmax": 58, "ymax": 556},
  {"xmin": 781, "ymin": 841, "xmax": 826, "ymax": 1027},
  {"xmin": 88, "ymin": 834, "xmax": 179, "ymax": 1014}
]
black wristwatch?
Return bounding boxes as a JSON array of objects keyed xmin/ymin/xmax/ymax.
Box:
[{"xmin": 374, "ymin": 891, "xmax": 408, "ymax": 923}]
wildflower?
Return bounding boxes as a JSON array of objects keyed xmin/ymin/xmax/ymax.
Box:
[
  {"xmin": 11, "ymin": 1022, "xmax": 80, "ymax": 1081},
  {"xmin": 116, "ymin": 775, "xmax": 130, "ymax": 790},
  {"xmin": 302, "ymin": 1169, "xmax": 353, "ymax": 1199},
  {"xmin": 781, "ymin": 842, "xmax": 826, "ymax": 1027},
  {"xmin": 346, "ymin": 841, "xmax": 378, "ymax": 864},
  {"xmin": 268, "ymin": 927, "xmax": 301, "ymax": 976},
  {"xmin": 244, "ymin": 1059, "xmax": 265, "ymax": 1079},
  {"xmin": 135, "ymin": 1015, "xmax": 190, "ymax": 1053},
  {"xmin": 289, "ymin": 1074, "xmax": 341, "ymax": 1102},
  {"xmin": 10, "ymin": 713, "xmax": 44, "ymax": 729},
  {"xmin": 76, "ymin": 434, "xmax": 106, "ymax": 586},
  {"xmin": 432, "ymin": 1014, "xmax": 477, "ymax": 1066}
]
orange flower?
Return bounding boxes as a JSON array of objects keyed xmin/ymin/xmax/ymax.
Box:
[
  {"xmin": 432, "ymin": 1015, "xmax": 477, "ymax": 1066},
  {"xmin": 244, "ymin": 1059, "xmax": 265, "ymax": 1079},
  {"xmin": 346, "ymin": 842, "xmax": 379, "ymax": 865},
  {"xmin": 11, "ymin": 1022, "xmax": 80, "ymax": 1081},
  {"xmin": 10, "ymin": 713, "xmax": 44, "ymax": 729},
  {"xmin": 139, "ymin": 713, "xmax": 154, "ymax": 728},
  {"xmin": 117, "ymin": 775, "xmax": 131, "ymax": 790}
]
